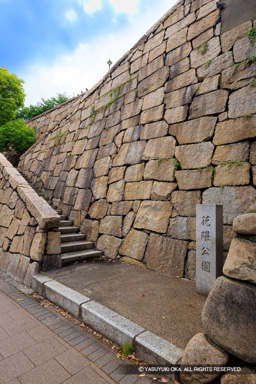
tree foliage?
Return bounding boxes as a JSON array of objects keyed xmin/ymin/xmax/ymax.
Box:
[
  {"xmin": 0, "ymin": 67, "xmax": 26, "ymax": 126},
  {"xmin": 0, "ymin": 119, "xmax": 35, "ymax": 155},
  {"xmin": 16, "ymin": 93, "xmax": 69, "ymax": 121}
]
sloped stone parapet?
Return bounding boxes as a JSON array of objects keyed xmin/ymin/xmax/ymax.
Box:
[
  {"xmin": 202, "ymin": 276, "xmax": 256, "ymax": 363},
  {"xmin": 0, "ymin": 154, "xmax": 61, "ymax": 285}
]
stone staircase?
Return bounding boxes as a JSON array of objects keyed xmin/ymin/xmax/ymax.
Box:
[{"xmin": 52, "ymin": 204, "xmax": 102, "ymax": 266}]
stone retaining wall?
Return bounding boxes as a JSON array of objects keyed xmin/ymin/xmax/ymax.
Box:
[
  {"xmin": 0, "ymin": 154, "xmax": 61, "ymax": 286},
  {"xmin": 18, "ymin": 0, "xmax": 256, "ymax": 280}
]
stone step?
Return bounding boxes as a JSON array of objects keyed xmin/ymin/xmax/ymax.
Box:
[
  {"xmin": 61, "ymin": 249, "xmax": 102, "ymax": 265},
  {"xmin": 60, "ymin": 220, "xmax": 73, "ymax": 227},
  {"xmin": 56, "ymin": 209, "xmax": 62, "ymax": 215},
  {"xmin": 59, "ymin": 226, "xmax": 80, "ymax": 234},
  {"xmin": 61, "ymin": 233, "xmax": 86, "ymax": 243},
  {"xmin": 60, "ymin": 214, "xmax": 68, "ymax": 220},
  {"xmin": 61, "ymin": 241, "xmax": 94, "ymax": 253}
]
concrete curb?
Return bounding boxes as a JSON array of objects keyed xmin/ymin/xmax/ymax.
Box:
[{"xmin": 32, "ymin": 274, "xmax": 184, "ymax": 365}]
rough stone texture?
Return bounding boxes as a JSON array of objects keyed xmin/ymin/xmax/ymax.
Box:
[
  {"xmin": 175, "ymin": 169, "xmax": 212, "ymax": 190},
  {"xmin": 212, "ymin": 142, "xmax": 249, "ymax": 165},
  {"xmin": 228, "ymin": 86, "xmax": 256, "ymax": 118},
  {"xmin": 189, "ymin": 90, "xmax": 228, "ymax": 119},
  {"xmin": 142, "ymin": 137, "xmax": 176, "ymax": 160},
  {"xmin": 203, "ymin": 186, "xmax": 256, "ymax": 225},
  {"xmin": 88, "ymin": 199, "xmax": 108, "ymax": 219},
  {"xmin": 233, "ymin": 213, "xmax": 256, "ymax": 235},
  {"xmin": 221, "ymin": 21, "xmax": 252, "ymax": 52},
  {"xmin": 134, "ymin": 201, "xmax": 172, "ymax": 233},
  {"xmin": 175, "ymin": 142, "xmax": 214, "ymax": 169},
  {"xmin": 91, "ymin": 176, "xmax": 108, "ymax": 200},
  {"xmin": 106, "ymin": 180, "xmax": 125, "ymax": 202},
  {"xmin": 119, "ymin": 229, "xmax": 148, "ymax": 261},
  {"xmin": 125, "ymin": 164, "xmax": 144, "ymax": 182},
  {"xmin": 46, "ymin": 232, "xmax": 61, "ymax": 255},
  {"xmin": 180, "ymin": 333, "xmax": 229, "ymax": 384},
  {"xmin": 169, "ymin": 116, "xmax": 217, "ymax": 144},
  {"xmin": 151, "ymin": 181, "xmax": 177, "ymax": 200},
  {"xmin": 144, "ymin": 159, "xmax": 175, "ymax": 181},
  {"xmin": 168, "ymin": 217, "xmax": 196, "ymax": 240},
  {"xmin": 111, "ymin": 201, "xmax": 133, "ymax": 216},
  {"xmin": 99, "ymin": 216, "xmax": 122, "ymax": 237},
  {"xmin": 113, "ymin": 142, "xmax": 146, "ymax": 166},
  {"xmin": 202, "ymin": 276, "xmax": 256, "ymax": 363},
  {"xmin": 97, "ymin": 235, "xmax": 122, "ymax": 259},
  {"xmin": 164, "ymin": 106, "xmax": 188, "ymax": 124},
  {"xmin": 187, "ymin": 10, "xmax": 219, "ymax": 40},
  {"xmin": 213, "ymin": 162, "xmax": 250, "ymax": 186},
  {"xmin": 145, "ymin": 233, "xmax": 187, "ymax": 277},
  {"xmin": 81, "ymin": 219, "xmax": 99, "ymax": 242},
  {"xmin": 221, "ymin": 368, "xmax": 256, "ymax": 384},
  {"xmin": 171, "ymin": 191, "xmax": 201, "ymax": 216},
  {"xmin": 124, "ymin": 181, "xmax": 153, "ymax": 200},
  {"xmin": 30, "ymin": 232, "xmax": 47, "ymax": 262},
  {"xmin": 190, "ymin": 37, "xmax": 221, "ymax": 69},
  {"xmin": 223, "ymin": 238, "xmax": 256, "ymax": 283},
  {"xmin": 214, "ymin": 116, "xmax": 256, "ymax": 145},
  {"xmin": 140, "ymin": 121, "xmax": 168, "ymax": 140}
]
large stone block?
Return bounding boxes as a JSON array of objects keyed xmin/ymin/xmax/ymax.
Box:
[
  {"xmin": 233, "ymin": 213, "xmax": 256, "ymax": 235},
  {"xmin": 124, "ymin": 181, "xmax": 153, "ymax": 200},
  {"xmin": 145, "ymin": 233, "xmax": 187, "ymax": 276},
  {"xmin": 197, "ymin": 74, "xmax": 219, "ymax": 95},
  {"xmin": 151, "ymin": 181, "xmax": 177, "ymax": 200},
  {"xmin": 74, "ymin": 189, "xmax": 92, "ymax": 211},
  {"xmin": 169, "ymin": 57, "xmax": 190, "ymax": 80},
  {"xmin": 75, "ymin": 168, "xmax": 93, "ymax": 189},
  {"xmin": 164, "ymin": 106, "xmax": 188, "ymax": 124},
  {"xmin": 138, "ymin": 56, "xmax": 164, "ymax": 82},
  {"xmin": 121, "ymin": 100, "xmax": 143, "ymax": 120},
  {"xmin": 228, "ymin": 86, "xmax": 256, "ymax": 119},
  {"xmin": 142, "ymin": 87, "xmax": 164, "ymax": 110},
  {"xmin": 107, "ymin": 180, "xmax": 125, "ymax": 202},
  {"xmin": 166, "ymin": 27, "xmax": 187, "ymax": 52},
  {"xmin": 221, "ymin": 368, "xmax": 256, "ymax": 384},
  {"xmin": 142, "ymin": 137, "xmax": 176, "ymax": 161},
  {"xmin": 5, "ymin": 218, "xmax": 20, "ymax": 240},
  {"xmin": 202, "ymin": 276, "xmax": 256, "ymax": 363},
  {"xmin": 81, "ymin": 219, "xmax": 99, "ymax": 242},
  {"xmin": 138, "ymin": 67, "xmax": 169, "ymax": 97},
  {"xmin": 214, "ymin": 116, "xmax": 256, "ymax": 145},
  {"xmin": 99, "ymin": 216, "xmax": 122, "ymax": 237},
  {"xmin": 91, "ymin": 177, "xmax": 108, "ymax": 200},
  {"xmin": 113, "ymin": 142, "xmax": 146, "ymax": 166},
  {"xmin": 46, "ymin": 232, "xmax": 61, "ymax": 255},
  {"xmin": 197, "ymin": 51, "xmax": 234, "ymax": 80},
  {"xmin": 180, "ymin": 333, "xmax": 229, "ymax": 384},
  {"xmin": 213, "ymin": 163, "xmax": 250, "ymax": 187},
  {"xmin": 165, "ymin": 69, "xmax": 197, "ymax": 93},
  {"xmin": 165, "ymin": 12, "xmax": 196, "ymax": 38},
  {"xmin": 123, "ymin": 126, "xmax": 141, "ymax": 143},
  {"xmin": 223, "ymin": 238, "xmax": 256, "ymax": 284},
  {"xmin": 171, "ymin": 191, "xmax": 201, "ymax": 216},
  {"xmin": 108, "ymin": 167, "xmax": 126, "ymax": 184},
  {"xmin": 187, "ymin": 10, "xmax": 219, "ymax": 40},
  {"xmin": 175, "ymin": 142, "xmax": 214, "ymax": 169},
  {"xmin": 30, "ymin": 232, "xmax": 47, "ymax": 261},
  {"xmin": 144, "ymin": 159, "xmax": 175, "ymax": 181},
  {"xmin": 97, "ymin": 234, "xmax": 122, "ymax": 259},
  {"xmin": 125, "ymin": 164, "xmax": 144, "ymax": 182},
  {"xmin": 140, "ymin": 121, "xmax": 168, "ymax": 140},
  {"xmin": 166, "ymin": 42, "xmax": 192, "ymax": 67},
  {"xmin": 140, "ymin": 104, "xmax": 164, "ymax": 124},
  {"xmin": 122, "ymin": 211, "xmax": 135, "ymax": 237},
  {"xmin": 221, "ymin": 21, "xmax": 252, "ymax": 52},
  {"xmin": 88, "ymin": 199, "xmax": 108, "ymax": 220},
  {"xmin": 203, "ymin": 186, "xmax": 256, "ymax": 224},
  {"xmin": 175, "ymin": 169, "xmax": 212, "ymax": 190},
  {"xmin": 212, "ymin": 142, "xmax": 249, "ymax": 165},
  {"xmin": 170, "ymin": 116, "xmax": 217, "ymax": 144},
  {"xmin": 168, "ymin": 216, "xmax": 196, "ymax": 240},
  {"xmin": 119, "ymin": 229, "xmax": 148, "ymax": 261},
  {"xmin": 94, "ymin": 157, "xmax": 112, "ymax": 177},
  {"xmin": 189, "ymin": 90, "xmax": 228, "ymax": 119},
  {"xmin": 190, "ymin": 37, "xmax": 221, "ymax": 69},
  {"xmin": 164, "ymin": 85, "xmax": 197, "ymax": 109},
  {"xmin": 0, "ymin": 205, "xmax": 13, "ymax": 228},
  {"xmin": 134, "ymin": 201, "xmax": 172, "ymax": 233},
  {"xmin": 111, "ymin": 201, "xmax": 133, "ymax": 216},
  {"xmin": 75, "ymin": 149, "xmax": 98, "ymax": 169}
]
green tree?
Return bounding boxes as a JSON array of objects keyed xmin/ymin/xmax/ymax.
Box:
[
  {"xmin": 16, "ymin": 93, "xmax": 69, "ymax": 121},
  {"xmin": 0, "ymin": 119, "xmax": 35, "ymax": 155},
  {"xmin": 0, "ymin": 67, "xmax": 26, "ymax": 126}
]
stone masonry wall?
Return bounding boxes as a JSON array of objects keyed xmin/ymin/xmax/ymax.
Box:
[
  {"xmin": 0, "ymin": 154, "xmax": 61, "ymax": 286},
  {"xmin": 18, "ymin": 0, "xmax": 256, "ymax": 280}
]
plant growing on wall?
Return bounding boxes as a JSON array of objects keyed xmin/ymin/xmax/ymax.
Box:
[{"xmin": 248, "ymin": 26, "xmax": 256, "ymax": 47}]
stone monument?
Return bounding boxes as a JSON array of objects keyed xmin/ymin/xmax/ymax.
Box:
[{"xmin": 196, "ymin": 205, "xmax": 223, "ymax": 295}]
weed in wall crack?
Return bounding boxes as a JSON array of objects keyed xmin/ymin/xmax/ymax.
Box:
[
  {"xmin": 204, "ymin": 59, "xmax": 212, "ymax": 69},
  {"xmin": 196, "ymin": 41, "xmax": 209, "ymax": 55},
  {"xmin": 248, "ymin": 26, "xmax": 256, "ymax": 47}
]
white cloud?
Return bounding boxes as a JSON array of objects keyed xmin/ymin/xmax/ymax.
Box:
[
  {"xmin": 22, "ymin": 0, "xmax": 176, "ymax": 106},
  {"xmin": 83, "ymin": 0, "xmax": 102, "ymax": 14},
  {"xmin": 65, "ymin": 9, "xmax": 77, "ymax": 22},
  {"xmin": 108, "ymin": 0, "xmax": 140, "ymax": 16}
]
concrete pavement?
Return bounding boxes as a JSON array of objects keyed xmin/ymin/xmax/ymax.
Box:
[{"xmin": 0, "ymin": 274, "xmax": 174, "ymax": 384}]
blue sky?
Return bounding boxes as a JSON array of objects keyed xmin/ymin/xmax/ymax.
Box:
[{"xmin": 0, "ymin": 0, "xmax": 176, "ymax": 106}]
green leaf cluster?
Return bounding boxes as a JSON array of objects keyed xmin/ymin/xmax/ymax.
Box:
[
  {"xmin": 0, "ymin": 67, "xmax": 25, "ymax": 125},
  {"xmin": 0, "ymin": 119, "xmax": 35, "ymax": 155},
  {"xmin": 16, "ymin": 93, "xmax": 69, "ymax": 121}
]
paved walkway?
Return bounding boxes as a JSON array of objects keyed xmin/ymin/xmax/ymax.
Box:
[{"xmin": 0, "ymin": 276, "xmax": 171, "ymax": 384}]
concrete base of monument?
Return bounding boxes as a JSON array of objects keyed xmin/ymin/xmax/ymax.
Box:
[{"xmin": 32, "ymin": 260, "xmax": 206, "ymax": 365}]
